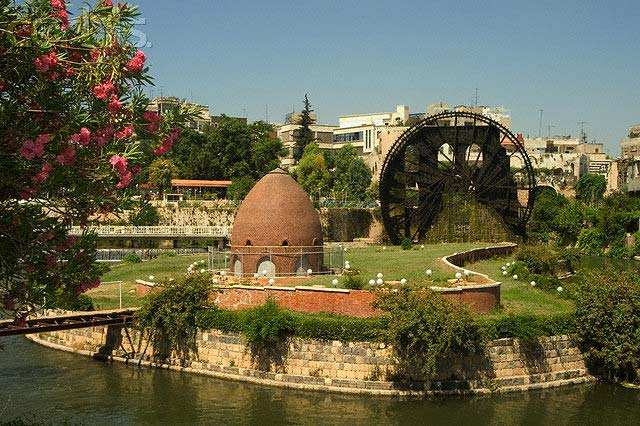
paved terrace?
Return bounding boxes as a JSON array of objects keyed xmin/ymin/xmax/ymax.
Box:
[{"xmin": 70, "ymin": 225, "xmax": 231, "ymax": 238}]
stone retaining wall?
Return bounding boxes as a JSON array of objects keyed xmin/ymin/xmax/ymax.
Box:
[{"xmin": 27, "ymin": 325, "xmax": 593, "ymax": 396}]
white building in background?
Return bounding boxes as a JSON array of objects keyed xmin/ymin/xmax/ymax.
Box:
[
  {"xmin": 338, "ymin": 105, "xmax": 409, "ymax": 128},
  {"xmin": 424, "ymin": 103, "xmax": 512, "ymax": 130},
  {"xmin": 276, "ymin": 123, "xmax": 337, "ymax": 166}
]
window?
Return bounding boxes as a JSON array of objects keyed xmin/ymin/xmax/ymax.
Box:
[
  {"xmin": 281, "ymin": 240, "xmax": 289, "ymax": 246},
  {"xmin": 245, "ymin": 240, "xmax": 252, "ymax": 246},
  {"xmin": 333, "ymin": 131, "xmax": 363, "ymax": 143}
]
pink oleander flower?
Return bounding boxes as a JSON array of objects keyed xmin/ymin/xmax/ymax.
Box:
[
  {"xmin": 116, "ymin": 170, "xmax": 133, "ymax": 189},
  {"xmin": 107, "ymin": 94, "xmax": 122, "ymax": 113},
  {"xmin": 54, "ymin": 8, "xmax": 69, "ymax": 30},
  {"xmin": 20, "ymin": 134, "xmax": 49, "ymax": 160},
  {"xmin": 125, "ymin": 50, "xmax": 145, "ymax": 73},
  {"xmin": 93, "ymin": 125, "xmax": 113, "ymax": 147},
  {"xmin": 103, "ymin": 0, "xmax": 113, "ymax": 6},
  {"xmin": 92, "ymin": 80, "xmax": 116, "ymax": 100},
  {"xmin": 71, "ymin": 127, "xmax": 91, "ymax": 146},
  {"xmin": 143, "ymin": 111, "xmax": 161, "ymax": 132},
  {"xmin": 115, "ymin": 125, "xmax": 133, "ymax": 139},
  {"xmin": 32, "ymin": 162, "xmax": 53, "ymax": 184},
  {"xmin": 109, "ymin": 154, "xmax": 128, "ymax": 175},
  {"xmin": 19, "ymin": 187, "xmax": 36, "ymax": 199},
  {"xmin": 50, "ymin": 0, "xmax": 65, "ymax": 9},
  {"xmin": 56, "ymin": 146, "xmax": 76, "ymax": 166},
  {"xmin": 34, "ymin": 52, "xmax": 58, "ymax": 73}
]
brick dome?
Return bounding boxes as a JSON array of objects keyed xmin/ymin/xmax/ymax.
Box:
[
  {"xmin": 231, "ymin": 168, "xmax": 323, "ymax": 248},
  {"xmin": 229, "ymin": 168, "xmax": 323, "ymax": 277}
]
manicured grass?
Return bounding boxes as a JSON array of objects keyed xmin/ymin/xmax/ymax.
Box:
[
  {"xmin": 467, "ymin": 257, "xmax": 575, "ymax": 316},
  {"xmin": 303, "ymin": 242, "xmax": 489, "ymax": 287},
  {"xmin": 87, "ymin": 254, "xmax": 208, "ymax": 309}
]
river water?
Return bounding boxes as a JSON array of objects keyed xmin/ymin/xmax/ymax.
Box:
[{"xmin": 1, "ymin": 336, "xmax": 639, "ymax": 425}]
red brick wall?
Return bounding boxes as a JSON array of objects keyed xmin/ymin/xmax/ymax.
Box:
[
  {"xmin": 438, "ymin": 285, "xmax": 500, "ymax": 314},
  {"xmin": 211, "ymin": 287, "xmax": 380, "ymax": 318}
]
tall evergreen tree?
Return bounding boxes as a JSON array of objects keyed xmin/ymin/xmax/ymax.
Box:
[{"xmin": 293, "ymin": 94, "xmax": 315, "ymax": 161}]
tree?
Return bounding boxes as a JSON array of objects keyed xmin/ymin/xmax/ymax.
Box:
[
  {"xmin": 0, "ymin": 1, "xmax": 194, "ymax": 322},
  {"xmin": 330, "ymin": 144, "xmax": 373, "ymax": 201},
  {"xmin": 148, "ymin": 158, "xmax": 178, "ymax": 195},
  {"xmin": 167, "ymin": 119, "xmax": 286, "ymax": 187},
  {"xmin": 292, "ymin": 94, "xmax": 314, "ymax": 162},
  {"xmin": 552, "ymin": 200, "xmax": 585, "ymax": 246},
  {"xmin": 227, "ymin": 176, "xmax": 255, "ymax": 201},
  {"xmin": 529, "ymin": 190, "xmax": 568, "ymax": 241},
  {"xmin": 575, "ymin": 173, "xmax": 607, "ymax": 205},
  {"xmin": 294, "ymin": 143, "xmax": 330, "ymax": 200}
]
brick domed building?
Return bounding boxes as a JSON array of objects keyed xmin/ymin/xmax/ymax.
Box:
[{"xmin": 229, "ymin": 168, "xmax": 323, "ymax": 277}]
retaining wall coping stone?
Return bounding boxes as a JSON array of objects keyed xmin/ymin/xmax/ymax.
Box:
[{"xmin": 294, "ymin": 286, "xmax": 351, "ymax": 293}]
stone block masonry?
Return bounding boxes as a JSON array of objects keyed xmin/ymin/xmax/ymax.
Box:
[{"xmin": 28, "ymin": 326, "xmax": 593, "ymax": 396}]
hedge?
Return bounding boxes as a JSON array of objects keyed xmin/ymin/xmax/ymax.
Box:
[{"xmin": 195, "ymin": 307, "xmax": 575, "ymax": 343}]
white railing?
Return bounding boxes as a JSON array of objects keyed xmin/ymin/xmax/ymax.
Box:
[{"xmin": 70, "ymin": 225, "xmax": 230, "ymax": 238}]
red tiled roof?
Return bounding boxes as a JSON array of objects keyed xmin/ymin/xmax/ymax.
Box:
[{"xmin": 171, "ymin": 179, "xmax": 232, "ymax": 188}]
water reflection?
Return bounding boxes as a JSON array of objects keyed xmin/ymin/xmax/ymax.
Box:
[{"xmin": 1, "ymin": 336, "xmax": 639, "ymax": 425}]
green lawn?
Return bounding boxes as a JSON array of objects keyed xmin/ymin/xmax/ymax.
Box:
[
  {"xmin": 303, "ymin": 242, "xmax": 489, "ymax": 287},
  {"xmin": 467, "ymin": 257, "xmax": 575, "ymax": 316},
  {"xmin": 88, "ymin": 253, "xmax": 207, "ymax": 309},
  {"xmin": 87, "ymin": 244, "xmax": 573, "ymax": 316}
]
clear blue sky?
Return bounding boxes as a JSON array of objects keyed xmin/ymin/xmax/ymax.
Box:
[{"xmin": 134, "ymin": 0, "xmax": 640, "ymax": 154}]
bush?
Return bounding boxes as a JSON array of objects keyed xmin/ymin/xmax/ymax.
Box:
[
  {"xmin": 135, "ymin": 274, "xmax": 211, "ymax": 361},
  {"xmin": 400, "ymin": 238, "xmax": 413, "ymax": 251},
  {"xmin": 129, "ymin": 201, "xmax": 160, "ymax": 226},
  {"xmin": 342, "ymin": 274, "xmax": 365, "ymax": 290},
  {"xmin": 122, "ymin": 252, "xmax": 142, "ymax": 264},
  {"xmin": 55, "ymin": 293, "xmax": 95, "ymax": 311},
  {"xmin": 514, "ymin": 245, "xmax": 559, "ymax": 275},
  {"xmin": 374, "ymin": 288, "xmax": 485, "ymax": 381},
  {"xmin": 606, "ymin": 239, "xmax": 631, "ymax": 260},
  {"xmin": 197, "ymin": 308, "xmax": 386, "ymax": 342},
  {"xmin": 574, "ymin": 269, "xmax": 640, "ymax": 382},
  {"xmin": 478, "ymin": 313, "xmax": 573, "ymax": 342},
  {"xmin": 576, "ymin": 228, "xmax": 605, "ymax": 256},
  {"xmin": 507, "ymin": 261, "xmax": 566, "ymax": 295},
  {"xmin": 241, "ymin": 299, "xmax": 295, "ymax": 369},
  {"xmin": 634, "ymin": 232, "xmax": 640, "ymax": 257},
  {"xmin": 160, "ymin": 251, "xmax": 177, "ymax": 258}
]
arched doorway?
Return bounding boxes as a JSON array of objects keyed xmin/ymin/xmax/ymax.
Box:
[{"xmin": 256, "ymin": 258, "xmax": 276, "ymax": 278}]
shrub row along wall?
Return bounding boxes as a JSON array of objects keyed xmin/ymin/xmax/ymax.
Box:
[{"xmin": 28, "ymin": 326, "xmax": 593, "ymax": 396}]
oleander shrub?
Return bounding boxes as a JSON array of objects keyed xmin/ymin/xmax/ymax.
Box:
[
  {"xmin": 374, "ymin": 288, "xmax": 485, "ymax": 381},
  {"xmin": 122, "ymin": 252, "xmax": 141, "ymax": 264},
  {"xmin": 574, "ymin": 269, "xmax": 640, "ymax": 382},
  {"xmin": 400, "ymin": 238, "xmax": 412, "ymax": 251}
]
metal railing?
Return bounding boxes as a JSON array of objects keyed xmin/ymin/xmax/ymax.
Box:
[
  {"xmin": 208, "ymin": 245, "xmax": 345, "ymax": 277},
  {"xmin": 70, "ymin": 225, "xmax": 230, "ymax": 238},
  {"xmin": 96, "ymin": 248, "xmax": 208, "ymax": 261}
]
